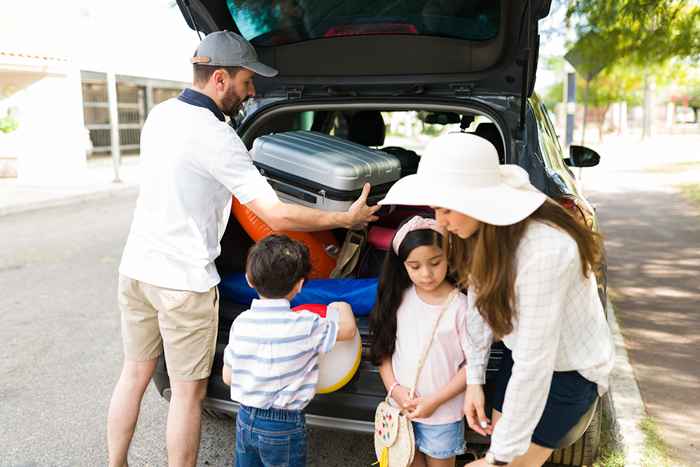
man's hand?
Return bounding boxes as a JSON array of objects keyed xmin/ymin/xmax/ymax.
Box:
[
  {"xmin": 404, "ymin": 395, "xmax": 440, "ymax": 420},
  {"xmin": 346, "ymin": 183, "xmax": 380, "ymax": 229},
  {"xmin": 464, "ymin": 384, "xmax": 492, "ymax": 436}
]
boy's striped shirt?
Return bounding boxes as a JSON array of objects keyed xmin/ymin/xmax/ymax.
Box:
[{"xmin": 223, "ymin": 298, "xmax": 339, "ymax": 410}]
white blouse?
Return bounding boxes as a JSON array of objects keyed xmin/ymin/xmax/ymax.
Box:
[{"xmin": 463, "ymin": 221, "xmax": 615, "ymax": 462}]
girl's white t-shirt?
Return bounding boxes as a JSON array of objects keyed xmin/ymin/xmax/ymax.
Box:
[{"xmin": 391, "ymin": 286, "xmax": 469, "ymax": 425}]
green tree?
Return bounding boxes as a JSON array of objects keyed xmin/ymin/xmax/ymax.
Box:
[
  {"xmin": 567, "ymin": 0, "xmax": 700, "ymax": 66},
  {"xmin": 567, "ymin": 0, "xmax": 700, "ymax": 137}
]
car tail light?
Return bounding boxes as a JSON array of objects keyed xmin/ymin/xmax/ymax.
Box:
[
  {"xmin": 324, "ymin": 23, "xmax": 418, "ymax": 38},
  {"xmin": 559, "ymin": 198, "xmax": 577, "ymax": 211},
  {"xmin": 557, "ymin": 197, "xmax": 593, "ymax": 228}
]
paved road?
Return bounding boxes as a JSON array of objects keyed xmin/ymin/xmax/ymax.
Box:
[
  {"xmin": 584, "ymin": 154, "xmax": 700, "ymax": 466},
  {"xmin": 0, "ymin": 193, "xmax": 374, "ymax": 467}
]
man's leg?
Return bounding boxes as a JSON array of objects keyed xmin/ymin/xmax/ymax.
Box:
[
  {"xmin": 167, "ymin": 378, "xmax": 208, "ymax": 467},
  {"xmin": 154, "ymin": 285, "xmax": 218, "ymax": 467},
  {"xmin": 107, "ymin": 358, "xmax": 158, "ymax": 467},
  {"xmin": 111, "ymin": 276, "xmax": 163, "ymax": 467}
]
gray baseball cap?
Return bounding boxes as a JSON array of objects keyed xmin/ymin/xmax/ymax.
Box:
[{"xmin": 191, "ymin": 30, "xmax": 278, "ymax": 77}]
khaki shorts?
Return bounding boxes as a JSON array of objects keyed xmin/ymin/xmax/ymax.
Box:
[{"xmin": 118, "ymin": 275, "xmax": 219, "ymax": 381}]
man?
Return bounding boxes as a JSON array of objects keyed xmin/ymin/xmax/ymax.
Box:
[{"xmin": 107, "ymin": 31, "xmax": 378, "ymax": 467}]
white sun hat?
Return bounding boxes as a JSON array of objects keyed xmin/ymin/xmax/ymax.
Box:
[{"xmin": 378, "ymin": 132, "xmax": 547, "ymax": 226}]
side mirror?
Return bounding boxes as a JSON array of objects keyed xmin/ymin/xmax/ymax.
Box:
[{"xmin": 564, "ymin": 145, "xmax": 601, "ymax": 168}]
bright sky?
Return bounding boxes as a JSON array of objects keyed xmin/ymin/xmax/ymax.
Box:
[{"xmin": 1, "ymin": 0, "xmax": 200, "ymax": 82}]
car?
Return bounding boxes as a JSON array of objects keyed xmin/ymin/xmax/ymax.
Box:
[{"xmin": 153, "ymin": 1, "xmax": 608, "ymax": 465}]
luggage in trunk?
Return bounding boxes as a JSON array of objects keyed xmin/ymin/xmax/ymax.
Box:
[{"xmin": 251, "ymin": 131, "xmax": 401, "ymax": 211}]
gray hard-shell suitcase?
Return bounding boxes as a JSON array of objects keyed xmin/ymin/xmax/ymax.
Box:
[{"xmin": 250, "ymin": 131, "xmax": 402, "ymax": 211}]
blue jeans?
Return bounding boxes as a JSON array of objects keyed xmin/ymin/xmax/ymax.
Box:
[{"xmin": 235, "ymin": 404, "xmax": 307, "ymax": 467}]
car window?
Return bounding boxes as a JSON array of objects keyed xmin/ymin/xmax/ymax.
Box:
[
  {"xmin": 227, "ymin": 0, "xmax": 501, "ymax": 46},
  {"xmin": 532, "ymin": 100, "xmax": 571, "ymax": 175}
]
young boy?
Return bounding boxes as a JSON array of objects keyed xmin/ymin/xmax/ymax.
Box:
[{"xmin": 222, "ymin": 234, "xmax": 358, "ymax": 467}]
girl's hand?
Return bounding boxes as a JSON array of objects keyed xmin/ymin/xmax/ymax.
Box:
[
  {"xmin": 464, "ymin": 384, "xmax": 492, "ymax": 436},
  {"xmin": 390, "ymin": 384, "xmax": 414, "ymax": 412},
  {"xmin": 463, "ymin": 458, "xmax": 489, "ymax": 467},
  {"xmin": 404, "ymin": 395, "xmax": 440, "ymax": 420}
]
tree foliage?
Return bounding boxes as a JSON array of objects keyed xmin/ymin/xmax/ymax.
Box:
[{"xmin": 567, "ymin": 0, "xmax": 700, "ymax": 66}]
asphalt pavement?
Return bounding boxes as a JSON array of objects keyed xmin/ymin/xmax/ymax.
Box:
[{"xmin": 0, "ymin": 193, "xmax": 375, "ymax": 467}]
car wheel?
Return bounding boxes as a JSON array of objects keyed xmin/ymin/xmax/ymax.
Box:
[{"xmin": 547, "ymin": 402, "xmax": 602, "ymax": 466}]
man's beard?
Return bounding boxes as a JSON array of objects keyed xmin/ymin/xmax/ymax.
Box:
[{"xmin": 222, "ymin": 89, "xmax": 244, "ymax": 118}]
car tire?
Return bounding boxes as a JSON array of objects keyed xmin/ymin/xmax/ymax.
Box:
[{"xmin": 547, "ymin": 402, "xmax": 602, "ymax": 466}]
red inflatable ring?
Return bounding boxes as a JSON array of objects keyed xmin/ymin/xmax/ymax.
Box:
[{"xmin": 231, "ymin": 197, "xmax": 339, "ymax": 279}]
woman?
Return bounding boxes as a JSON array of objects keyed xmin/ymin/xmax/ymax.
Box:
[{"xmin": 379, "ymin": 133, "xmax": 614, "ymax": 467}]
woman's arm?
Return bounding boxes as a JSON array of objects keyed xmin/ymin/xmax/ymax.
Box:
[
  {"xmin": 460, "ymin": 295, "xmax": 495, "ymax": 434},
  {"xmin": 460, "ymin": 290, "xmax": 494, "ymax": 385}
]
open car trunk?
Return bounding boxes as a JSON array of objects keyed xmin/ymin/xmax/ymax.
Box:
[{"xmin": 177, "ymin": 0, "xmax": 552, "ymax": 125}]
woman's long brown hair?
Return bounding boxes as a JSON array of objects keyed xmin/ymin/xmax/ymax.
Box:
[{"xmin": 448, "ymin": 199, "xmax": 602, "ymax": 339}]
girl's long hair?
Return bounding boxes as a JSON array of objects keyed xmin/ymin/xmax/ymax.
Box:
[
  {"xmin": 448, "ymin": 199, "xmax": 602, "ymax": 339},
  {"xmin": 369, "ymin": 228, "xmax": 445, "ymax": 366}
]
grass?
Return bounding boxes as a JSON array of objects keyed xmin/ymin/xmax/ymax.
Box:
[
  {"xmin": 639, "ymin": 416, "xmax": 684, "ymax": 467},
  {"xmin": 592, "ymin": 402, "xmax": 625, "ymax": 467},
  {"xmin": 592, "ymin": 413, "xmax": 684, "ymax": 467},
  {"xmin": 679, "ymin": 183, "xmax": 700, "ymax": 208}
]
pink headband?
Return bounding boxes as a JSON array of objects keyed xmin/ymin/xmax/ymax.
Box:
[{"xmin": 392, "ymin": 216, "xmax": 446, "ymax": 255}]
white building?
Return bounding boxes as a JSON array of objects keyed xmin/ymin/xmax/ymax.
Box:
[{"xmin": 0, "ymin": 0, "xmax": 198, "ymax": 184}]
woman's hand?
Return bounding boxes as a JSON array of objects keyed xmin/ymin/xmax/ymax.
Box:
[
  {"xmin": 463, "ymin": 384, "xmax": 492, "ymax": 436},
  {"xmin": 404, "ymin": 395, "xmax": 440, "ymax": 420}
]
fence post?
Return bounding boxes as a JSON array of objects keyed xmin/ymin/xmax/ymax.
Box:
[{"xmin": 107, "ymin": 72, "xmax": 121, "ymax": 183}]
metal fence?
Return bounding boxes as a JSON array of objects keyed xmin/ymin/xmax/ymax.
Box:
[{"xmin": 81, "ymin": 72, "xmax": 186, "ymax": 157}]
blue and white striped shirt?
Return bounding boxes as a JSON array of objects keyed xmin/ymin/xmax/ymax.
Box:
[{"xmin": 223, "ymin": 298, "xmax": 339, "ymax": 410}]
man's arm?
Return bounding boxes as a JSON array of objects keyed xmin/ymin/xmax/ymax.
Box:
[{"xmin": 245, "ymin": 183, "xmax": 379, "ymax": 232}]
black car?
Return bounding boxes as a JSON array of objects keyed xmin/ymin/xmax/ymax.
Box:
[{"xmin": 153, "ymin": 1, "xmax": 608, "ymax": 465}]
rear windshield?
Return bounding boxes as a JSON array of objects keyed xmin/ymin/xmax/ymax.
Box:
[{"xmin": 226, "ymin": 0, "xmax": 500, "ymax": 46}]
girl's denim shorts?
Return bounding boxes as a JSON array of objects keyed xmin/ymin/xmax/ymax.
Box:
[{"xmin": 413, "ymin": 419, "xmax": 467, "ymax": 459}]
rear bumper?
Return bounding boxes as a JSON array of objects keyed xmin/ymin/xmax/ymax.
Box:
[{"xmin": 152, "ymin": 357, "xmax": 382, "ymax": 434}]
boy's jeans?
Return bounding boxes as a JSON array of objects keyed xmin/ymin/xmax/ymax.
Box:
[{"xmin": 235, "ymin": 404, "xmax": 306, "ymax": 467}]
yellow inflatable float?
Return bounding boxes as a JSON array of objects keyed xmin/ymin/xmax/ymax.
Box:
[{"xmin": 292, "ymin": 303, "xmax": 362, "ymax": 394}]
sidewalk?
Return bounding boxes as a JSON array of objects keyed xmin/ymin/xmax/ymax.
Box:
[
  {"xmin": 0, "ymin": 155, "xmax": 140, "ymax": 217},
  {"xmin": 584, "ymin": 134, "xmax": 700, "ymax": 466}
]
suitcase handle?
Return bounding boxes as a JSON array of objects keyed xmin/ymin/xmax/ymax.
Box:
[{"xmin": 268, "ymin": 180, "xmax": 318, "ymax": 204}]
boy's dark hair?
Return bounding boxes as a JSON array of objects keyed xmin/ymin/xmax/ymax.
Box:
[
  {"xmin": 193, "ymin": 64, "xmax": 242, "ymax": 86},
  {"xmin": 246, "ymin": 235, "xmax": 311, "ymax": 299}
]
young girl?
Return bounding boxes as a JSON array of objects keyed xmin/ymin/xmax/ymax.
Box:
[{"xmin": 369, "ymin": 216, "xmax": 469, "ymax": 467}]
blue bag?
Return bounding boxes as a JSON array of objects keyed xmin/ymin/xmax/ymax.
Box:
[{"xmin": 219, "ymin": 273, "xmax": 378, "ymax": 316}]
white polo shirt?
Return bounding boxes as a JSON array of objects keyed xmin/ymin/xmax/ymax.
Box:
[{"xmin": 119, "ymin": 91, "xmax": 277, "ymax": 292}]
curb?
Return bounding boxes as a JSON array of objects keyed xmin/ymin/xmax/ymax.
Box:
[
  {"xmin": 0, "ymin": 184, "xmax": 139, "ymax": 218},
  {"xmin": 606, "ymin": 298, "xmax": 647, "ymax": 467}
]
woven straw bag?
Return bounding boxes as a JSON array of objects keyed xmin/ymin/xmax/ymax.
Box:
[{"xmin": 373, "ymin": 291, "xmax": 457, "ymax": 467}]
